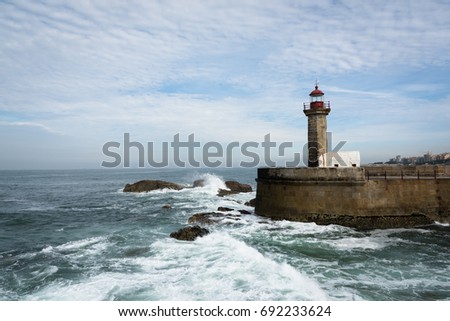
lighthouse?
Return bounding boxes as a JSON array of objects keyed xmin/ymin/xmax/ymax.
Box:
[{"xmin": 303, "ymin": 82, "xmax": 331, "ymax": 167}]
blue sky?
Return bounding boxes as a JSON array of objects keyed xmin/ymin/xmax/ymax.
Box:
[{"xmin": 1, "ymin": 0, "xmax": 449, "ymax": 169}]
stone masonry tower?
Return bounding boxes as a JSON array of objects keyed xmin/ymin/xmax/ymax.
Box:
[{"xmin": 303, "ymin": 82, "xmax": 331, "ymax": 167}]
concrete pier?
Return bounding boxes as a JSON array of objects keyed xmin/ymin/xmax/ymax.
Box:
[{"xmin": 255, "ymin": 166, "xmax": 450, "ymax": 229}]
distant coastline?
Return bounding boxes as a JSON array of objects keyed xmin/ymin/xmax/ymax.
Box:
[{"xmin": 371, "ymin": 151, "xmax": 450, "ymax": 166}]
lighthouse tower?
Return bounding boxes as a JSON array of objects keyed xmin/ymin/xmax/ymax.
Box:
[{"xmin": 303, "ymin": 82, "xmax": 331, "ymax": 167}]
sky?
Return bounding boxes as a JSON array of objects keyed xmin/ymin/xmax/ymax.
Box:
[{"xmin": 1, "ymin": 0, "xmax": 449, "ymax": 169}]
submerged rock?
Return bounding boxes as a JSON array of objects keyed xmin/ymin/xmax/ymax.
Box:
[
  {"xmin": 123, "ymin": 247, "xmax": 150, "ymax": 257},
  {"xmin": 169, "ymin": 225, "xmax": 209, "ymax": 241},
  {"xmin": 217, "ymin": 181, "xmax": 252, "ymax": 197},
  {"xmin": 188, "ymin": 212, "xmax": 224, "ymax": 225},
  {"xmin": 217, "ymin": 206, "xmax": 234, "ymax": 212},
  {"xmin": 188, "ymin": 212, "xmax": 243, "ymax": 225},
  {"xmin": 244, "ymin": 198, "xmax": 256, "ymax": 207},
  {"xmin": 123, "ymin": 180, "xmax": 183, "ymax": 193}
]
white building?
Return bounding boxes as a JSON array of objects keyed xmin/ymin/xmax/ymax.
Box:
[{"xmin": 319, "ymin": 151, "xmax": 361, "ymax": 167}]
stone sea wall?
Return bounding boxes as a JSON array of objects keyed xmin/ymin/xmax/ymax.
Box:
[
  {"xmin": 364, "ymin": 164, "xmax": 450, "ymax": 177},
  {"xmin": 255, "ymin": 167, "xmax": 450, "ymax": 229}
]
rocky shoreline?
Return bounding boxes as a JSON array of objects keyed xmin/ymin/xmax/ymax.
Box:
[
  {"xmin": 123, "ymin": 179, "xmax": 252, "ymax": 197},
  {"xmin": 123, "ymin": 178, "xmax": 255, "ymax": 241}
]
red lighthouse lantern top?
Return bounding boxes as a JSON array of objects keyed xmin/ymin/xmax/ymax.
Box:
[
  {"xmin": 309, "ymin": 82, "xmax": 325, "ymax": 108},
  {"xmin": 309, "ymin": 85, "xmax": 324, "ymax": 97},
  {"xmin": 303, "ymin": 81, "xmax": 331, "ymax": 111}
]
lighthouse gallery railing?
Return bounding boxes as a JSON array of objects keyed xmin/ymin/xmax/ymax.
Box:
[{"xmin": 303, "ymin": 101, "xmax": 331, "ymax": 110}]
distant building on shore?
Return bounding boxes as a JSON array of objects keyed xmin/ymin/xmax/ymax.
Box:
[{"xmin": 380, "ymin": 152, "xmax": 450, "ymax": 165}]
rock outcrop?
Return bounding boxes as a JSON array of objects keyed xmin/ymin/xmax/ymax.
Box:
[
  {"xmin": 123, "ymin": 180, "xmax": 183, "ymax": 193},
  {"xmin": 188, "ymin": 211, "xmax": 244, "ymax": 225},
  {"xmin": 217, "ymin": 180, "xmax": 252, "ymax": 197},
  {"xmin": 169, "ymin": 225, "xmax": 209, "ymax": 241},
  {"xmin": 188, "ymin": 212, "xmax": 224, "ymax": 225},
  {"xmin": 245, "ymin": 198, "xmax": 256, "ymax": 207},
  {"xmin": 217, "ymin": 206, "xmax": 234, "ymax": 212}
]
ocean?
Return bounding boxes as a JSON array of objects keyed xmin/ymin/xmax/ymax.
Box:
[{"xmin": 0, "ymin": 168, "xmax": 449, "ymax": 301}]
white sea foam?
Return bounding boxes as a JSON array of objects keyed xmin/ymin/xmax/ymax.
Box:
[
  {"xmin": 37, "ymin": 236, "xmax": 110, "ymax": 261},
  {"xmin": 331, "ymin": 236, "xmax": 388, "ymax": 250},
  {"xmin": 145, "ymin": 232, "xmax": 328, "ymax": 300},
  {"xmin": 278, "ymin": 220, "xmax": 349, "ymax": 233},
  {"xmin": 231, "ymin": 217, "xmax": 351, "ymax": 243},
  {"xmin": 124, "ymin": 173, "xmax": 227, "ymax": 198},
  {"xmin": 24, "ymin": 205, "xmax": 56, "ymax": 211},
  {"xmin": 371, "ymin": 228, "xmax": 433, "ymax": 236},
  {"xmin": 26, "ymin": 202, "xmax": 432, "ymax": 300},
  {"xmin": 25, "ymin": 275, "xmax": 120, "ymax": 300},
  {"xmin": 41, "ymin": 246, "xmax": 54, "ymax": 254},
  {"xmin": 26, "ymin": 232, "xmax": 328, "ymax": 301},
  {"xmin": 54, "ymin": 236, "xmax": 107, "ymax": 252},
  {"xmin": 30, "ymin": 266, "xmax": 59, "ymax": 281},
  {"xmin": 192, "ymin": 173, "xmax": 228, "ymax": 195}
]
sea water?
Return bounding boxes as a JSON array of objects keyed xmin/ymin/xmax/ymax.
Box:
[{"xmin": 0, "ymin": 168, "xmax": 449, "ymax": 300}]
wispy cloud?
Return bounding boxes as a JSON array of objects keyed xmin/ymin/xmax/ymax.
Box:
[
  {"xmin": 0, "ymin": 0, "xmax": 449, "ymax": 168},
  {"xmin": 0, "ymin": 120, "xmax": 61, "ymax": 134}
]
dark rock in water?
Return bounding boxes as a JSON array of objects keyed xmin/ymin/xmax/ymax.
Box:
[
  {"xmin": 162, "ymin": 204, "xmax": 172, "ymax": 209},
  {"xmin": 217, "ymin": 206, "xmax": 234, "ymax": 212},
  {"xmin": 244, "ymin": 198, "xmax": 256, "ymax": 207},
  {"xmin": 123, "ymin": 247, "xmax": 149, "ymax": 257},
  {"xmin": 188, "ymin": 212, "xmax": 244, "ymax": 225},
  {"xmin": 225, "ymin": 180, "xmax": 253, "ymax": 192},
  {"xmin": 217, "ymin": 189, "xmax": 231, "ymax": 197},
  {"xmin": 123, "ymin": 180, "xmax": 183, "ymax": 193},
  {"xmin": 188, "ymin": 212, "xmax": 224, "ymax": 225},
  {"xmin": 193, "ymin": 179, "xmax": 206, "ymax": 187},
  {"xmin": 217, "ymin": 181, "xmax": 252, "ymax": 197},
  {"xmin": 170, "ymin": 225, "xmax": 209, "ymax": 241},
  {"xmin": 238, "ymin": 209, "xmax": 252, "ymax": 215}
]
